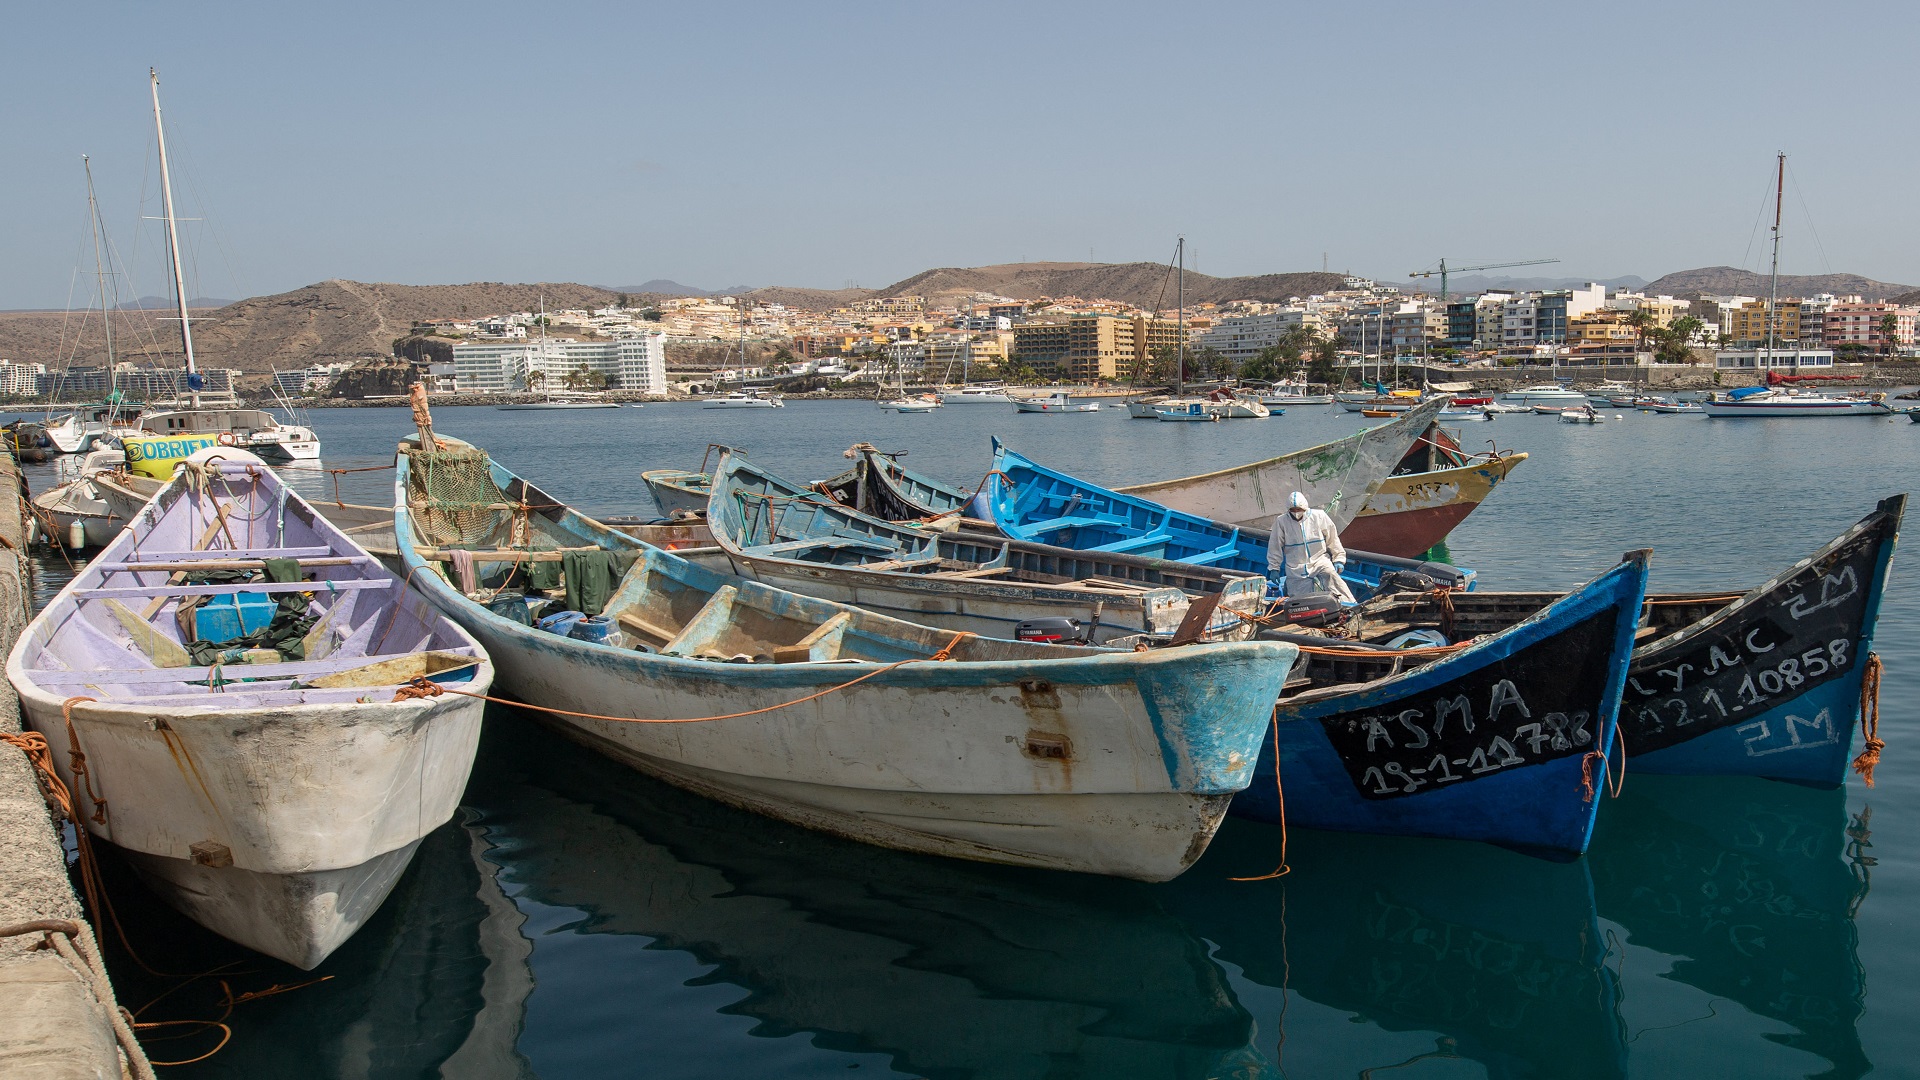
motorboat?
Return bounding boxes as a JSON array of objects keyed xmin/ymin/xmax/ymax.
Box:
[
  {"xmin": 1560, "ymin": 407, "xmax": 1607, "ymax": 424},
  {"xmin": 1152, "ymin": 402, "xmax": 1218, "ymax": 422},
  {"xmin": 1497, "ymin": 384, "xmax": 1587, "ymax": 407},
  {"xmin": 1012, "ymin": 392, "xmax": 1099, "ymax": 413},
  {"xmin": 935, "ymin": 384, "xmax": 1013, "ymax": 405},
  {"xmin": 140, "ymin": 405, "xmax": 322, "ymax": 461}
]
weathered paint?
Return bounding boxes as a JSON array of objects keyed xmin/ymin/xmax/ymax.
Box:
[
  {"xmin": 1623, "ymin": 495, "xmax": 1901, "ymax": 783},
  {"xmin": 7, "ymin": 461, "xmax": 493, "ymax": 968},
  {"xmin": 1233, "ymin": 553, "xmax": 1651, "ymax": 855},
  {"xmin": 1341, "ymin": 454, "xmax": 1527, "ymax": 558},
  {"xmin": 1116, "ymin": 398, "xmax": 1450, "ymax": 528},
  {"xmin": 398, "ymin": 443, "xmax": 1297, "ymax": 881}
]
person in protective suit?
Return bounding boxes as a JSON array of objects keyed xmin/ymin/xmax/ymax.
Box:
[{"xmin": 1268, "ymin": 491, "xmax": 1356, "ymax": 603}]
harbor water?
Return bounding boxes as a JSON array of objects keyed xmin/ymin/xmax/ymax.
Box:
[{"xmin": 19, "ymin": 400, "xmax": 1920, "ymax": 1078}]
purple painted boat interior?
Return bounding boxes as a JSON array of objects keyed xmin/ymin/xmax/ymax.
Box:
[{"xmin": 15, "ymin": 461, "xmax": 480, "ymax": 707}]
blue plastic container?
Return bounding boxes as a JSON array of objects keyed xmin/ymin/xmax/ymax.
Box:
[
  {"xmin": 567, "ymin": 615, "xmax": 617, "ymax": 644},
  {"xmin": 536, "ymin": 609, "xmax": 585, "ymax": 637},
  {"xmin": 195, "ymin": 592, "xmax": 276, "ymax": 644}
]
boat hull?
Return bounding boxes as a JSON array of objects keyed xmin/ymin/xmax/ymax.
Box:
[
  {"xmin": 1117, "ymin": 398, "xmax": 1447, "ymax": 529},
  {"xmin": 429, "ymin": 593, "xmax": 1284, "ymax": 881},
  {"xmin": 1234, "ymin": 554, "xmax": 1649, "ymax": 855},
  {"xmin": 1620, "ymin": 495, "xmax": 1901, "ymax": 784},
  {"xmin": 15, "ymin": 661, "xmax": 488, "ymax": 968},
  {"xmin": 398, "ymin": 445, "xmax": 1296, "ymax": 881},
  {"xmin": 1702, "ymin": 399, "xmax": 1892, "ymax": 417},
  {"xmin": 1341, "ymin": 453, "xmax": 1527, "ymax": 559},
  {"xmin": 641, "ymin": 469, "xmax": 711, "ymax": 516}
]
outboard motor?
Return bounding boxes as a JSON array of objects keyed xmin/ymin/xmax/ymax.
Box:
[
  {"xmin": 1281, "ymin": 594, "xmax": 1345, "ymax": 628},
  {"xmin": 1014, "ymin": 617, "xmax": 1088, "ymax": 645}
]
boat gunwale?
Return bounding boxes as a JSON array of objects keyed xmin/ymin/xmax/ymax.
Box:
[{"xmin": 1114, "ymin": 397, "xmax": 1449, "ymax": 495}]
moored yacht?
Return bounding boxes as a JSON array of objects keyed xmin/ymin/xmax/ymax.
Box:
[
  {"xmin": 1496, "ymin": 384, "xmax": 1587, "ymax": 406},
  {"xmin": 702, "ymin": 389, "xmax": 784, "ymax": 409},
  {"xmin": 140, "ymin": 405, "xmax": 322, "ymax": 461},
  {"xmin": 935, "ymin": 384, "xmax": 1013, "ymax": 404}
]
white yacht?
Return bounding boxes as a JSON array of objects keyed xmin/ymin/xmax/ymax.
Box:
[
  {"xmin": 702, "ymin": 389, "xmax": 784, "ymax": 409},
  {"xmin": 1496, "ymin": 384, "xmax": 1588, "ymax": 407},
  {"xmin": 140, "ymin": 406, "xmax": 321, "ymax": 461},
  {"xmin": 936, "ymin": 385, "xmax": 1014, "ymax": 404}
]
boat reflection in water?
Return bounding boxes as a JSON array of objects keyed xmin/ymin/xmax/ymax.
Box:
[
  {"xmin": 112, "ymin": 716, "xmax": 1869, "ymax": 1078},
  {"xmin": 1171, "ymin": 824, "xmax": 1628, "ymax": 1080},
  {"xmin": 472, "ymin": 710, "xmax": 1272, "ymax": 1080},
  {"xmin": 1588, "ymin": 775, "xmax": 1870, "ymax": 1080}
]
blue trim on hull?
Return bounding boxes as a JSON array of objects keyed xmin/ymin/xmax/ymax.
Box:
[{"xmin": 1233, "ymin": 555, "xmax": 1650, "ymax": 855}]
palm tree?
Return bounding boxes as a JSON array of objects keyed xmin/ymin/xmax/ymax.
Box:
[
  {"xmin": 1878, "ymin": 312, "xmax": 1900, "ymax": 360},
  {"xmin": 525, "ymin": 369, "xmax": 545, "ymax": 395},
  {"xmin": 1625, "ymin": 309, "xmax": 1657, "ymax": 357}
]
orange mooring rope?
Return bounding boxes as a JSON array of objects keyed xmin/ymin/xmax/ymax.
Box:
[
  {"xmin": 1853, "ymin": 652, "xmax": 1885, "ymax": 786},
  {"xmin": 392, "ymin": 631, "xmax": 976, "ymax": 722},
  {"xmin": 1230, "ymin": 709, "xmax": 1290, "ymax": 882}
]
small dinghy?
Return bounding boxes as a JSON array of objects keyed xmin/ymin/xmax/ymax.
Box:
[
  {"xmin": 395, "ymin": 433, "xmax": 1296, "ymax": 881},
  {"xmin": 709, "ymin": 449, "xmax": 1265, "ymax": 645},
  {"xmin": 1560, "ymin": 406, "xmax": 1606, "ymax": 424},
  {"xmin": 7, "ymin": 459, "xmax": 493, "ymax": 968},
  {"xmin": 642, "ymin": 452, "xmax": 718, "ymax": 516}
]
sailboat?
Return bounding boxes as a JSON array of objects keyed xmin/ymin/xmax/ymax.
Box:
[
  {"xmin": 495, "ymin": 298, "xmax": 622, "ymax": 410},
  {"xmin": 935, "ymin": 339, "xmax": 1011, "ymax": 403},
  {"xmin": 41, "ymin": 157, "xmax": 147, "ymax": 456},
  {"xmin": 701, "ymin": 298, "xmax": 784, "ymax": 408},
  {"xmin": 875, "ymin": 349, "xmax": 940, "ymax": 412},
  {"xmin": 134, "ymin": 72, "xmax": 322, "ymax": 460}
]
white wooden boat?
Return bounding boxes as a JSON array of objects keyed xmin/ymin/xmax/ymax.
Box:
[
  {"xmin": 878, "ymin": 395, "xmax": 941, "ymax": 413},
  {"xmin": 1559, "ymin": 407, "xmax": 1607, "ymax": 424},
  {"xmin": 1013, "ymin": 392, "xmax": 1100, "ymax": 413},
  {"xmin": 395, "ymin": 436, "xmax": 1295, "ymax": 881},
  {"xmin": 1114, "ymin": 397, "xmax": 1447, "ymax": 530},
  {"xmin": 7, "ymin": 458, "xmax": 493, "ymax": 968}
]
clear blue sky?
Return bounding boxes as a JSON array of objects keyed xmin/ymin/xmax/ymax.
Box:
[{"xmin": 5, "ymin": 0, "xmax": 1916, "ymax": 309}]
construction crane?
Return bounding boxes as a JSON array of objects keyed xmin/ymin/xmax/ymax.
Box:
[{"xmin": 1409, "ymin": 258, "xmax": 1561, "ymax": 302}]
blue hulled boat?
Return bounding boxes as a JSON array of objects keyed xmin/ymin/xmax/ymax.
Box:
[
  {"xmin": 1236, "ymin": 552, "xmax": 1652, "ymax": 855},
  {"xmin": 1373, "ymin": 496, "xmax": 1903, "ymax": 785},
  {"xmin": 984, "ymin": 438, "xmax": 1475, "ymax": 594}
]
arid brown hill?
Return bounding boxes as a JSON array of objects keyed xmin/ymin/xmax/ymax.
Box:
[
  {"xmin": 1643, "ymin": 266, "xmax": 1916, "ymax": 301},
  {"xmin": 0, "ymin": 280, "xmax": 629, "ymax": 374},
  {"xmin": 856, "ymin": 262, "xmax": 1348, "ymax": 309}
]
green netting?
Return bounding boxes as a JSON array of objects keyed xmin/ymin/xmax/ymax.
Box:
[{"xmin": 405, "ymin": 447, "xmax": 558, "ymax": 551}]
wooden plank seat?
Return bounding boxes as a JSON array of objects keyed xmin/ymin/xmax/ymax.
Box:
[
  {"xmin": 416, "ymin": 546, "xmax": 601, "ymax": 563},
  {"xmin": 750, "ymin": 537, "xmax": 896, "ymax": 557},
  {"xmin": 120, "ymin": 546, "xmax": 338, "ymax": 561},
  {"xmin": 74, "ymin": 580, "xmax": 391, "ymax": 600},
  {"xmin": 1019, "ymin": 515, "xmax": 1107, "ymax": 535},
  {"xmin": 26, "ymin": 651, "xmax": 481, "ymax": 686},
  {"xmin": 1087, "ymin": 533, "xmax": 1174, "ymax": 556},
  {"xmin": 97, "ymin": 556, "xmax": 373, "ymax": 573}
]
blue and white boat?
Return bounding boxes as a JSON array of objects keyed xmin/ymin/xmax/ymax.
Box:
[
  {"xmin": 396, "ymin": 434, "xmax": 1297, "ymax": 881},
  {"xmin": 1235, "ymin": 552, "xmax": 1652, "ymax": 855},
  {"xmin": 984, "ymin": 439, "xmax": 1475, "ymax": 595},
  {"xmin": 707, "ymin": 450, "xmax": 1266, "ymax": 645}
]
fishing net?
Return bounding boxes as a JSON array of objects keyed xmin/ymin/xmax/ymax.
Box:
[{"xmin": 404, "ymin": 446, "xmax": 558, "ymax": 551}]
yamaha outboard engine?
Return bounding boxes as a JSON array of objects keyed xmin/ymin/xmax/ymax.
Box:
[{"xmin": 1014, "ymin": 617, "xmax": 1089, "ymax": 645}]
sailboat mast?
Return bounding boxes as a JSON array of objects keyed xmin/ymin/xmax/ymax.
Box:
[
  {"xmin": 82, "ymin": 156, "xmax": 117, "ymax": 405},
  {"xmin": 151, "ymin": 69, "xmax": 199, "ymax": 408},
  {"xmin": 1175, "ymin": 237, "xmax": 1185, "ymax": 396},
  {"xmin": 1767, "ymin": 151, "xmax": 1785, "ymax": 370}
]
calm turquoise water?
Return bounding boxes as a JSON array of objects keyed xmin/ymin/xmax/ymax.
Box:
[{"xmin": 21, "ymin": 401, "xmax": 1920, "ymax": 1078}]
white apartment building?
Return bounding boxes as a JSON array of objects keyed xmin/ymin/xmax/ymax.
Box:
[
  {"xmin": 451, "ymin": 331, "xmax": 668, "ymax": 394},
  {"xmin": 1501, "ymin": 284, "xmax": 1606, "ymax": 349},
  {"xmin": 1194, "ymin": 308, "xmax": 1320, "ymax": 362},
  {"xmin": 0, "ymin": 359, "xmax": 47, "ymax": 396}
]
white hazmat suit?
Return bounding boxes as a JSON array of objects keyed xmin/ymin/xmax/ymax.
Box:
[{"xmin": 1268, "ymin": 495, "xmax": 1356, "ymax": 603}]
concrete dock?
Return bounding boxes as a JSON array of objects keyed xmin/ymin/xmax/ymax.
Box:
[{"xmin": 0, "ymin": 454, "xmax": 151, "ymax": 1079}]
